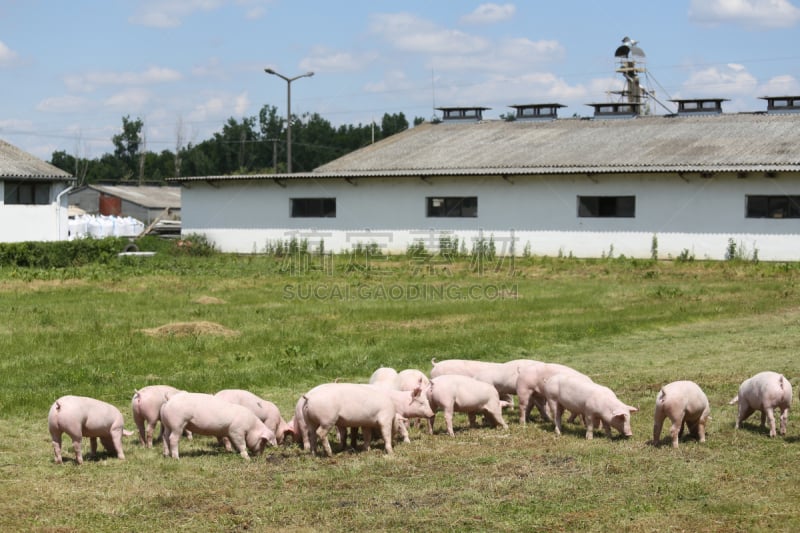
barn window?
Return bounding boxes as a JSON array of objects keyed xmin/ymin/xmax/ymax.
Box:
[
  {"xmin": 578, "ymin": 196, "xmax": 635, "ymax": 218},
  {"xmin": 427, "ymin": 197, "xmax": 478, "ymax": 218},
  {"xmin": 746, "ymin": 195, "xmax": 800, "ymax": 219},
  {"xmin": 290, "ymin": 198, "xmax": 336, "ymax": 218},
  {"xmin": 3, "ymin": 181, "xmax": 51, "ymax": 205}
]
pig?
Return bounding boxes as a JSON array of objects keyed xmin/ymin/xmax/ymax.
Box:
[
  {"xmin": 652, "ymin": 380, "xmax": 711, "ymax": 448},
  {"xmin": 214, "ymin": 389, "xmax": 292, "ymax": 445},
  {"xmin": 48, "ymin": 395, "xmax": 132, "ymax": 465},
  {"xmin": 395, "ymin": 369, "xmax": 431, "ymax": 392},
  {"xmin": 426, "ymin": 374, "xmax": 508, "ymax": 437},
  {"xmin": 515, "ymin": 362, "xmax": 592, "ymax": 425},
  {"xmin": 368, "ymin": 367, "xmax": 399, "ymax": 388},
  {"xmin": 131, "ymin": 385, "xmax": 191, "ymax": 448},
  {"xmin": 472, "ymin": 359, "xmax": 539, "ymax": 408},
  {"xmin": 368, "ymin": 380, "xmax": 434, "ymax": 442},
  {"xmin": 544, "ymin": 374, "xmax": 638, "ymax": 439},
  {"xmin": 300, "ymin": 383, "xmax": 398, "ymax": 456},
  {"xmin": 160, "ymin": 392, "xmax": 277, "ymax": 460},
  {"xmin": 729, "ymin": 371, "xmax": 793, "ymax": 437}
]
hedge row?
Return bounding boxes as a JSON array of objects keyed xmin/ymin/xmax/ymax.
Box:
[{"xmin": 0, "ymin": 238, "xmax": 128, "ymax": 268}]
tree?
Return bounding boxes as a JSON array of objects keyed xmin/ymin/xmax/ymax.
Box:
[
  {"xmin": 380, "ymin": 112, "xmax": 409, "ymax": 138},
  {"xmin": 112, "ymin": 116, "xmax": 144, "ymax": 180}
]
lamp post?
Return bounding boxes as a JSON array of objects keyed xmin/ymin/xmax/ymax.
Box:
[{"xmin": 264, "ymin": 68, "xmax": 314, "ymax": 173}]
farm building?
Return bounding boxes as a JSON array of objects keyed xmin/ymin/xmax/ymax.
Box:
[
  {"xmin": 68, "ymin": 184, "xmax": 181, "ymax": 225},
  {"xmin": 170, "ymin": 95, "xmax": 800, "ymax": 261},
  {"xmin": 0, "ymin": 139, "xmax": 75, "ymax": 242}
]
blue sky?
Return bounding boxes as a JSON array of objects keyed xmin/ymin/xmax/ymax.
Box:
[{"xmin": 1, "ymin": 0, "xmax": 799, "ymax": 161}]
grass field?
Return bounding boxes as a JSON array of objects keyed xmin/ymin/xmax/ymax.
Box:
[{"xmin": 0, "ymin": 249, "xmax": 798, "ymax": 532}]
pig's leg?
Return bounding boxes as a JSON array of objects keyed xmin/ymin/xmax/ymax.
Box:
[
  {"xmin": 444, "ymin": 408, "xmax": 456, "ymax": 437},
  {"xmin": 72, "ymin": 436, "xmax": 84, "ymax": 465},
  {"xmin": 51, "ymin": 431, "xmax": 64, "ymax": 464},
  {"xmin": 362, "ymin": 427, "xmax": 372, "ymax": 452},
  {"xmin": 89, "ymin": 437, "xmax": 98, "ymax": 459},
  {"xmin": 652, "ymin": 410, "xmax": 665, "ymax": 446},
  {"xmin": 779, "ymin": 406, "xmax": 789, "ymax": 436},
  {"xmin": 586, "ymin": 415, "xmax": 597, "ymax": 440},
  {"xmin": 110, "ymin": 430, "xmax": 125, "ymax": 460},
  {"xmin": 228, "ymin": 432, "xmax": 250, "ymax": 460},
  {"xmin": 736, "ymin": 404, "xmax": 754, "ymax": 429},
  {"xmin": 427, "ymin": 414, "xmax": 436, "ymax": 435},
  {"xmin": 697, "ymin": 418, "xmax": 707, "ymax": 443},
  {"xmin": 146, "ymin": 421, "xmax": 157, "ymax": 447},
  {"xmin": 162, "ymin": 425, "xmax": 172, "ymax": 457},
  {"xmin": 669, "ymin": 415, "xmax": 683, "ymax": 448},
  {"xmin": 552, "ymin": 402, "xmax": 564, "ymax": 436},
  {"xmin": 167, "ymin": 428, "xmax": 182, "ymax": 458},
  {"xmin": 764, "ymin": 406, "xmax": 777, "ymax": 437},
  {"xmin": 380, "ymin": 422, "xmax": 393, "ymax": 454}
]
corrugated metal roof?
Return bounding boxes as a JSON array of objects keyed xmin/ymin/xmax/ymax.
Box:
[
  {"xmin": 0, "ymin": 139, "xmax": 74, "ymax": 180},
  {"xmin": 170, "ymin": 112, "xmax": 800, "ymax": 182},
  {"xmin": 81, "ymin": 184, "xmax": 181, "ymax": 209}
]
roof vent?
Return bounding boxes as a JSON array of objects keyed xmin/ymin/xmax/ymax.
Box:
[
  {"xmin": 670, "ymin": 98, "xmax": 727, "ymax": 116},
  {"xmin": 759, "ymin": 96, "xmax": 800, "ymax": 114},
  {"xmin": 586, "ymin": 102, "xmax": 642, "ymax": 119},
  {"xmin": 436, "ymin": 106, "xmax": 490, "ymax": 122},
  {"xmin": 509, "ymin": 103, "xmax": 565, "ymax": 121}
]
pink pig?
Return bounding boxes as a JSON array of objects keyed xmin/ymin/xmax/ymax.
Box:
[
  {"xmin": 515, "ymin": 362, "xmax": 592, "ymax": 425},
  {"xmin": 729, "ymin": 371, "xmax": 792, "ymax": 437},
  {"xmin": 48, "ymin": 395, "xmax": 132, "ymax": 465},
  {"xmin": 544, "ymin": 374, "xmax": 638, "ymax": 439},
  {"xmin": 214, "ymin": 389, "xmax": 292, "ymax": 445},
  {"xmin": 426, "ymin": 374, "xmax": 508, "ymax": 437},
  {"xmin": 131, "ymin": 385, "xmax": 190, "ymax": 448},
  {"xmin": 300, "ymin": 383, "xmax": 398, "ymax": 456},
  {"xmin": 652, "ymin": 380, "xmax": 711, "ymax": 448},
  {"xmin": 160, "ymin": 392, "xmax": 277, "ymax": 460}
]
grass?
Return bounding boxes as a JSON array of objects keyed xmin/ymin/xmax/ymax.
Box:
[{"xmin": 1, "ymin": 250, "xmax": 799, "ymax": 531}]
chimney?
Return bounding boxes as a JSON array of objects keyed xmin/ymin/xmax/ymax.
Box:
[
  {"xmin": 509, "ymin": 103, "xmax": 565, "ymax": 121},
  {"xmin": 759, "ymin": 96, "xmax": 800, "ymax": 114},
  {"xmin": 586, "ymin": 102, "xmax": 642, "ymax": 119},
  {"xmin": 436, "ymin": 106, "xmax": 490, "ymax": 122}
]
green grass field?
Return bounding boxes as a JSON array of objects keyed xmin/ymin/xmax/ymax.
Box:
[{"xmin": 1, "ymin": 250, "xmax": 798, "ymax": 532}]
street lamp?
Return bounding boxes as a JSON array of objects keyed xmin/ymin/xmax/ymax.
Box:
[{"xmin": 264, "ymin": 68, "xmax": 314, "ymax": 173}]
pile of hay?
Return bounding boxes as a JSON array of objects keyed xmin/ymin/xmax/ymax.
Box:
[
  {"xmin": 141, "ymin": 321, "xmax": 240, "ymax": 338},
  {"xmin": 193, "ymin": 296, "xmax": 227, "ymax": 305}
]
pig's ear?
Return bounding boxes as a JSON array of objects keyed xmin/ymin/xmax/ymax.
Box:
[{"xmin": 628, "ymin": 405, "xmax": 639, "ymax": 413}]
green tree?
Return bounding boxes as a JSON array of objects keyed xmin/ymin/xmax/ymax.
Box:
[
  {"xmin": 112, "ymin": 116, "xmax": 144, "ymax": 180},
  {"xmin": 380, "ymin": 112, "xmax": 409, "ymax": 137}
]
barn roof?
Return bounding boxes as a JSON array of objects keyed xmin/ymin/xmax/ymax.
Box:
[
  {"xmin": 170, "ymin": 111, "xmax": 800, "ymax": 182},
  {"xmin": 74, "ymin": 184, "xmax": 181, "ymax": 209},
  {"xmin": 0, "ymin": 139, "xmax": 74, "ymax": 181}
]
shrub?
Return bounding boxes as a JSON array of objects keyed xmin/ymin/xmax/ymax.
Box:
[{"xmin": 0, "ymin": 237, "xmax": 127, "ymax": 268}]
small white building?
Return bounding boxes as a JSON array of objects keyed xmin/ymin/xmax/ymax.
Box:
[
  {"xmin": 0, "ymin": 139, "xmax": 75, "ymax": 242},
  {"xmin": 172, "ymin": 97, "xmax": 800, "ymax": 261}
]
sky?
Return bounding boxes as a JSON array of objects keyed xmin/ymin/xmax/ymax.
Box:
[{"xmin": 1, "ymin": 0, "xmax": 799, "ymax": 162}]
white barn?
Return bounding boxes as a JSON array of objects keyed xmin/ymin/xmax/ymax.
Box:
[
  {"xmin": 172, "ymin": 97, "xmax": 800, "ymax": 261},
  {"xmin": 0, "ymin": 139, "xmax": 75, "ymax": 242}
]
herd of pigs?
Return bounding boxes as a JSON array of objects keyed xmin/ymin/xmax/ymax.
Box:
[{"xmin": 47, "ymin": 358, "xmax": 793, "ymax": 465}]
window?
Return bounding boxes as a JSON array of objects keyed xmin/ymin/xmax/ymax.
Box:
[
  {"xmin": 578, "ymin": 196, "xmax": 635, "ymax": 218},
  {"xmin": 3, "ymin": 181, "xmax": 51, "ymax": 205},
  {"xmin": 746, "ymin": 195, "xmax": 800, "ymax": 219},
  {"xmin": 427, "ymin": 197, "xmax": 477, "ymax": 218},
  {"xmin": 290, "ymin": 198, "xmax": 336, "ymax": 218}
]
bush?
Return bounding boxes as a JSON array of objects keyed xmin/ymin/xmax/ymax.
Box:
[{"xmin": 0, "ymin": 238, "xmax": 127, "ymax": 268}]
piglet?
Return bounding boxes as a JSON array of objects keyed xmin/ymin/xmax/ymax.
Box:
[
  {"xmin": 652, "ymin": 380, "xmax": 711, "ymax": 448},
  {"xmin": 214, "ymin": 389, "xmax": 292, "ymax": 445},
  {"xmin": 48, "ymin": 395, "xmax": 132, "ymax": 465},
  {"xmin": 131, "ymin": 385, "xmax": 189, "ymax": 448},
  {"xmin": 729, "ymin": 371, "xmax": 792, "ymax": 437},
  {"xmin": 544, "ymin": 374, "xmax": 638, "ymax": 439},
  {"xmin": 426, "ymin": 374, "xmax": 508, "ymax": 437},
  {"xmin": 160, "ymin": 392, "xmax": 276, "ymax": 460}
]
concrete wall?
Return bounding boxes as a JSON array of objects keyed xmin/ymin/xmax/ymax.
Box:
[{"xmin": 180, "ymin": 173, "xmax": 800, "ymax": 260}]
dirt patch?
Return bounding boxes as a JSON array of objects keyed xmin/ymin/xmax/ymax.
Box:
[
  {"xmin": 193, "ymin": 295, "xmax": 227, "ymax": 305},
  {"xmin": 141, "ymin": 321, "xmax": 240, "ymax": 338}
]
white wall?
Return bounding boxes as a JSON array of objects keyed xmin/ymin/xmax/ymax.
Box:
[
  {"xmin": 0, "ymin": 181, "xmax": 72, "ymax": 242},
  {"xmin": 180, "ymin": 173, "xmax": 800, "ymax": 260}
]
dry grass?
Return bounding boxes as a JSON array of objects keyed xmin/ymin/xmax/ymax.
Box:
[{"xmin": 140, "ymin": 321, "xmax": 240, "ymax": 337}]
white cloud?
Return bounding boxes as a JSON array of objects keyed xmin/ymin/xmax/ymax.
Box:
[
  {"xmin": 35, "ymin": 95, "xmax": 92, "ymax": 113},
  {"xmin": 369, "ymin": 13, "xmax": 489, "ymax": 54},
  {"xmin": 681, "ymin": 63, "xmax": 758, "ymax": 96},
  {"xmin": 758, "ymin": 74, "xmax": 800, "ymax": 95},
  {"xmin": 104, "ymin": 88, "xmax": 153, "ymax": 111},
  {"xmin": 0, "ymin": 40, "xmax": 19, "ymax": 67},
  {"xmin": 300, "ymin": 47, "xmax": 378, "ymax": 73},
  {"xmin": 460, "ymin": 3, "xmax": 516, "ymax": 24},
  {"xmin": 65, "ymin": 67, "xmax": 183, "ymax": 92},
  {"xmin": 234, "ymin": 92, "xmax": 250, "ymax": 116},
  {"xmin": 688, "ymin": 0, "xmax": 800, "ymax": 29},
  {"xmin": 129, "ymin": 0, "xmax": 273, "ymax": 28}
]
